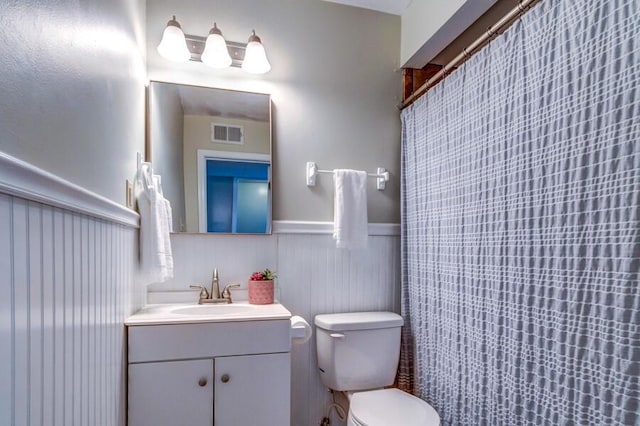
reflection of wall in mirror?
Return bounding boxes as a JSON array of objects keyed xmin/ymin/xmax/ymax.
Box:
[
  {"xmin": 150, "ymin": 83, "xmax": 187, "ymax": 232},
  {"xmin": 183, "ymin": 115, "xmax": 271, "ymax": 233}
]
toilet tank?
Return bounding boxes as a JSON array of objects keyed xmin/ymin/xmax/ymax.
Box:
[{"xmin": 314, "ymin": 312, "xmax": 403, "ymax": 391}]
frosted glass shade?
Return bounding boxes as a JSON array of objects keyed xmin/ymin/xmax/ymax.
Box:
[
  {"xmin": 201, "ymin": 29, "xmax": 232, "ymax": 69},
  {"xmin": 157, "ymin": 20, "xmax": 190, "ymax": 63},
  {"xmin": 242, "ymin": 32, "xmax": 271, "ymax": 74}
]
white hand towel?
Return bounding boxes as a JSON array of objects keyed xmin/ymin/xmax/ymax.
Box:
[
  {"xmin": 333, "ymin": 169, "xmax": 368, "ymax": 249},
  {"xmin": 159, "ymin": 194, "xmax": 174, "ymax": 280},
  {"xmin": 137, "ymin": 179, "xmax": 173, "ymax": 284}
]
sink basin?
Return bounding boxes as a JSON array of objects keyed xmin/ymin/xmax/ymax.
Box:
[
  {"xmin": 125, "ymin": 302, "xmax": 292, "ymax": 326},
  {"xmin": 171, "ymin": 304, "xmax": 256, "ymax": 316}
]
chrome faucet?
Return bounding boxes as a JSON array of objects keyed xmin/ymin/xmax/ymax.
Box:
[
  {"xmin": 211, "ymin": 268, "xmax": 220, "ymax": 299},
  {"xmin": 190, "ymin": 269, "xmax": 241, "ymax": 304}
]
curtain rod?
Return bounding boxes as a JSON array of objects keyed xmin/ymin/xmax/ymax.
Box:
[{"xmin": 401, "ymin": 0, "xmax": 542, "ymax": 110}]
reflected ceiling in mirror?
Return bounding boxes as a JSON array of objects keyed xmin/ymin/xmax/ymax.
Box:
[{"xmin": 148, "ymin": 81, "xmax": 272, "ymax": 234}]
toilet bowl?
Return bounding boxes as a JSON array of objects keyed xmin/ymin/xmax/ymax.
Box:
[
  {"xmin": 315, "ymin": 312, "xmax": 441, "ymax": 426},
  {"xmin": 347, "ymin": 388, "xmax": 440, "ymax": 426}
]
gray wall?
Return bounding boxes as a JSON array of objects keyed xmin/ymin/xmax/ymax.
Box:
[
  {"xmin": 150, "ymin": 83, "xmax": 187, "ymax": 231},
  {"xmin": 0, "ymin": 0, "xmax": 147, "ymax": 204},
  {"xmin": 146, "ymin": 0, "xmax": 402, "ymax": 223}
]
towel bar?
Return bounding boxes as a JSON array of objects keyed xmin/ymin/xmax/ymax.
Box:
[
  {"xmin": 306, "ymin": 161, "xmax": 390, "ymax": 190},
  {"xmin": 137, "ymin": 152, "xmax": 153, "ymax": 177}
]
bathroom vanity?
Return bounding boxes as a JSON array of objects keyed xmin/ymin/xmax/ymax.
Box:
[{"xmin": 125, "ymin": 303, "xmax": 292, "ymax": 426}]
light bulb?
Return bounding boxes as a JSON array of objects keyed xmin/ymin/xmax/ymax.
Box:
[
  {"xmin": 242, "ymin": 30, "xmax": 271, "ymax": 74},
  {"xmin": 201, "ymin": 23, "xmax": 232, "ymax": 69},
  {"xmin": 157, "ymin": 16, "xmax": 191, "ymax": 63}
]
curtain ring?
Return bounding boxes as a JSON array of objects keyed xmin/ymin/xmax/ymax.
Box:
[{"xmin": 518, "ymin": 1, "xmax": 527, "ymax": 14}]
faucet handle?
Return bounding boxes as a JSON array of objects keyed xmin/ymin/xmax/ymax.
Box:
[
  {"xmin": 221, "ymin": 283, "xmax": 241, "ymax": 302},
  {"xmin": 190, "ymin": 285, "xmax": 210, "ymax": 301}
]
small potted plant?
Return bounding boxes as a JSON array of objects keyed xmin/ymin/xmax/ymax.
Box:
[{"xmin": 248, "ymin": 268, "xmax": 276, "ymax": 305}]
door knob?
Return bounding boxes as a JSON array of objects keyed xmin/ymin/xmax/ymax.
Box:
[
  {"xmin": 198, "ymin": 377, "xmax": 208, "ymax": 387},
  {"xmin": 221, "ymin": 374, "xmax": 230, "ymax": 383}
]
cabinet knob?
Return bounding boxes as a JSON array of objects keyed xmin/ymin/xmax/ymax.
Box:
[
  {"xmin": 221, "ymin": 374, "xmax": 230, "ymax": 383},
  {"xmin": 198, "ymin": 378, "xmax": 208, "ymax": 387}
]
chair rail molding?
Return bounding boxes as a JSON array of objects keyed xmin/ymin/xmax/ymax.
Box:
[
  {"xmin": 272, "ymin": 220, "xmax": 400, "ymax": 236},
  {"xmin": 0, "ymin": 151, "xmax": 139, "ymax": 227}
]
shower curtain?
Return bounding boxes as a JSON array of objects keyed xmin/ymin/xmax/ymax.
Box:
[{"xmin": 400, "ymin": 0, "xmax": 639, "ymax": 425}]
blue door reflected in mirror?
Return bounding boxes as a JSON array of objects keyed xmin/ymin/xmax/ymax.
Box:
[{"xmin": 206, "ymin": 159, "xmax": 270, "ymax": 233}]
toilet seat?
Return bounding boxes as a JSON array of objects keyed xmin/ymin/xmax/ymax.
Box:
[{"xmin": 348, "ymin": 388, "xmax": 440, "ymax": 426}]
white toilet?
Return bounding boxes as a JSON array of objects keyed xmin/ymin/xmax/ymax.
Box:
[{"xmin": 315, "ymin": 312, "xmax": 440, "ymax": 426}]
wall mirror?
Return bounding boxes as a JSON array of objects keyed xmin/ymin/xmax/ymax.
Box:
[{"xmin": 148, "ymin": 81, "xmax": 272, "ymax": 234}]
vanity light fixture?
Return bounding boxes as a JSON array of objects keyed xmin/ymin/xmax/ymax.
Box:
[
  {"xmin": 157, "ymin": 16, "xmax": 271, "ymax": 74},
  {"xmin": 157, "ymin": 16, "xmax": 191, "ymax": 63}
]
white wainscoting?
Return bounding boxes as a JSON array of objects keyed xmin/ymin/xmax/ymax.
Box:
[
  {"xmin": 149, "ymin": 233, "xmax": 278, "ymax": 293},
  {"xmin": 0, "ymin": 193, "xmax": 142, "ymax": 426},
  {"xmin": 150, "ymin": 224, "xmax": 401, "ymax": 426}
]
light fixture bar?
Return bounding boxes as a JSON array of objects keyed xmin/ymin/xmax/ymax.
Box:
[{"xmin": 184, "ymin": 34, "xmax": 247, "ymax": 68}]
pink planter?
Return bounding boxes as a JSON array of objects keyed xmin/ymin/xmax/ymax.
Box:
[{"xmin": 248, "ymin": 280, "xmax": 274, "ymax": 304}]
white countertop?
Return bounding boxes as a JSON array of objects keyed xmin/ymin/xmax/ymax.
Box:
[{"xmin": 125, "ymin": 301, "xmax": 292, "ymax": 326}]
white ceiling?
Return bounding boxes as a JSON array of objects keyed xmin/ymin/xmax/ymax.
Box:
[
  {"xmin": 319, "ymin": 0, "xmax": 412, "ymax": 15},
  {"xmin": 177, "ymin": 85, "xmax": 270, "ymax": 122}
]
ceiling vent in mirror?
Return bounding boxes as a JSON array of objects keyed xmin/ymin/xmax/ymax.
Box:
[{"xmin": 212, "ymin": 123, "xmax": 244, "ymax": 145}]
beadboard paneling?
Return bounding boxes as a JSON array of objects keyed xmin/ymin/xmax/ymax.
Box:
[
  {"xmin": 0, "ymin": 193, "xmax": 142, "ymax": 426},
  {"xmin": 149, "ymin": 234, "xmax": 278, "ymax": 293}
]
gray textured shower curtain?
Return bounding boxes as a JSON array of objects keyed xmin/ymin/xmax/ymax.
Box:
[{"xmin": 400, "ymin": 0, "xmax": 639, "ymax": 425}]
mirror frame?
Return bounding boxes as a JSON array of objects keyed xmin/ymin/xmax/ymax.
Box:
[{"xmin": 146, "ymin": 80, "xmax": 273, "ymax": 235}]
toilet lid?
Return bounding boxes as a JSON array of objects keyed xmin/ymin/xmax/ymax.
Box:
[{"xmin": 350, "ymin": 388, "xmax": 440, "ymax": 426}]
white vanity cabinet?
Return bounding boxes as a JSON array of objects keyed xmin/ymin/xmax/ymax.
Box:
[{"xmin": 126, "ymin": 314, "xmax": 291, "ymax": 426}]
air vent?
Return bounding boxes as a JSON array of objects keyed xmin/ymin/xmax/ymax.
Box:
[{"xmin": 211, "ymin": 123, "xmax": 244, "ymax": 145}]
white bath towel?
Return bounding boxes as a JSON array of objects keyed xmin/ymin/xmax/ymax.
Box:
[
  {"xmin": 137, "ymin": 169, "xmax": 173, "ymax": 284},
  {"xmin": 333, "ymin": 169, "xmax": 368, "ymax": 249}
]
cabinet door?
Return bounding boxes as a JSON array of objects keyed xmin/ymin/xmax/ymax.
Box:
[
  {"xmin": 129, "ymin": 359, "xmax": 214, "ymax": 426},
  {"xmin": 215, "ymin": 353, "xmax": 291, "ymax": 426}
]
